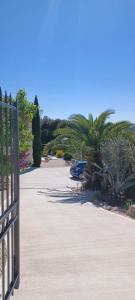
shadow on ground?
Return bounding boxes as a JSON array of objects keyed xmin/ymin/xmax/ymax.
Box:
[
  {"xmin": 70, "ymin": 177, "xmax": 84, "ymax": 182},
  {"xmin": 20, "ymin": 166, "xmax": 38, "ymax": 175},
  {"xmin": 37, "ymin": 188, "xmax": 95, "ymax": 205},
  {"xmin": 37, "ymin": 187, "xmax": 115, "ymax": 209}
]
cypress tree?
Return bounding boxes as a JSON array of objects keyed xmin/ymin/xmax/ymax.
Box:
[
  {"xmin": 32, "ymin": 96, "xmax": 41, "ymax": 167},
  {"xmin": 0, "ymin": 87, "xmax": 2, "ymax": 102}
]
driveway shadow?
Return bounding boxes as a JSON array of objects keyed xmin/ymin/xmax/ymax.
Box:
[
  {"xmin": 20, "ymin": 166, "xmax": 38, "ymax": 175},
  {"xmin": 70, "ymin": 177, "xmax": 84, "ymax": 182},
  {"xmin": 37, "ymin": 188, "xmax": 94, "ymax": 205}
]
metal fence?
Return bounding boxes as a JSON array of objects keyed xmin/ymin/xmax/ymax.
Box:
[{"xmin": 0, "ymin": 90, "xmax": 20, "ymax": 299}]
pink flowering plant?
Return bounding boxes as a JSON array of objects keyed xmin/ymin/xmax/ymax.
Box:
[{"xmin": 19, "ymin": 151, "xmax": 30, "ymax": 171}]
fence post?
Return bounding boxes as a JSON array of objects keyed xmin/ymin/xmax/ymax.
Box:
[{"xmin": 13, "ymin": 99, "xmax": 20, "ymax": 289}]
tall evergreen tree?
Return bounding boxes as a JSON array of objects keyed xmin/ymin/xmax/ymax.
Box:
[
  {"xmin": 0, "ymin": 87, "xmax": 2, "ymax": 102},
  {"xmin": 32, "ymin": 96, "xmax": 41, "ymax": 167}
]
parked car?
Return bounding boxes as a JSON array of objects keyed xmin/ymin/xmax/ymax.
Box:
[{"xmin": 70, "ymin": 160, "xmax": 87, "ymax": 180}]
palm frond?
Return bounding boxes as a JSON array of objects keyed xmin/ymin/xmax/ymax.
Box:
[
  {"xmin": 94, "ymin": 110, "xmax": 115, "ymax": 130},
  {"xmin": 110, "ymin": 121, "xmax": 133, "ymax": 135},
  {"xmin": 88, "ymin": 113, "xmax": 94, "ymax": 127}
]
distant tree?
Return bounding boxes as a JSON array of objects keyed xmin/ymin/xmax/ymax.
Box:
[
  {"xmin": 0, "ymin": 87, "xmax": 2, "ymax": 102},
  {"xmin": 16, "ymin": 89, "xmax": 36, "ymax": 152},
  {"xmin": 41, "ymin": 116, "xmax": 68, "ymax": 147},
  {"xmin": 32, "ymin": 96, "xmax": 41, "ymax": 167},
  {"xmin": 55, "ymin": 110, "xmax": 133, "ymax": 163}
]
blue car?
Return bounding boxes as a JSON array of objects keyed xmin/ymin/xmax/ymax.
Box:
[{"xmin": 70, "ymin": 160, "xmax": 87, "ymax": 180}]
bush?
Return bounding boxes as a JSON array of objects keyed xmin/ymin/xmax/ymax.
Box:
[
  {"xmin": 42, "ymin": 142, "xmax": 67, "ymax": 156},
  {"xmin": 56, "ymin": 149, "xmax": 64, "ymax": 158},
  {"xmin": 124, "ymin": 199, "xmax": 134, "ymax": 210},
  {"xmin": 19, "ymin": 151, "xmax": 30, "ymax": 170},
  {"xmin": 63, "ymin": 153, "xmax": 72, "ymax": 161},
  {"xmin": 99, "ymin": 137, "xmax": 135, "ymax": 202},
  {"xmin": 42, "ymin": 142, "xmax": 52, "ymax": 157}
]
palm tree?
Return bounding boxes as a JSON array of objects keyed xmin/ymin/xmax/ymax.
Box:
[{"xmin": 55, "ymin": 110, "xmax": 133, "ymax": 164}]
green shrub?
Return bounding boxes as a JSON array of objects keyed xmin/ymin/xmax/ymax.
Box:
[
  {"xmin": 63, "ymin": 153, "xmax": 72, "ymax": 161},
  {"xmin": 42, "ymin": 142, "xmax": 52, "ymax": 157},
  {"xmin": 51, "ymin": 143, "xmax": 66, "ymax": 155},
  {"xmin": 100, "ymin": 137, "xmax": 135, "ymax": 202},
  {"xmin": 124, "ymin": 199, "xmax": 134, "ymax": 210},
  {"xmin": 56, "ymin": 150, "xmax": 64, "ymax": 158}
]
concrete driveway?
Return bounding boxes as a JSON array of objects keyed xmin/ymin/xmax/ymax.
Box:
[{"xmin": 14, "ymin": 166, "xmax": 135, "ymax": 300}]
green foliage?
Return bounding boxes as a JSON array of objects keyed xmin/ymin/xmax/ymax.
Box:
[
  {"xmin": 56, "ymin": 149, "xmax": 64, "ymax": 158},
  {"xmin": 17, "ymin": 90, "xmax": 36, "ymax": 121},
  {"xmin": 32, "ymin": 96, "xmax": 41, "ymax": 167},
  {"xmin": 55, "ymin": 110, "xmax": 133, "ymax": 163},
  {"xmin": 51, "ymin": 143, "xmax": 66, "ymax": 155},
  {"xmin": 0, "ymin": 88, "xmax": 39, "ymax": 172},
  {"xmin": 16, "ymin": 89, "xmax": 37, "ymax": 152},
  {"xmin": 92, "ymin": 137, "xmax": 135, "ymax": 202},
  {"xmin": 124, "ymin": 199, "xmax": 134, "ymax": 210},
  {"xmin": 55, "ymin": 110, "xmax": 135, "ymax": 205},
  {"xmin": 101, "ymin": 137, "xmax": 134, "ymax": 178},
  {"xmin": 42, "ymin": 139, "xmax": 66, "ymax": 157},
  {"xmin": 41, "ymin": 116, "xmax": 68, "ymax": 147},
  {"xmin": 42, "ymin": 130, "xmax": 69, "ymax": 157},
  {"xmin": 63, "ymin": 153, "xmax": 72, "ymax": 161},
  {"xmin": 42, "ymin": 142, "xmax": 52, "ymax": 157}
]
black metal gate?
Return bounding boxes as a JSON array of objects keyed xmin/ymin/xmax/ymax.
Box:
[{"xmin": 0, "ymin": 89, "xmax": 20, "ymax": 299}]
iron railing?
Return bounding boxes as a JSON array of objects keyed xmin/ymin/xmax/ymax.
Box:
[{"xmin": 0, "ymin": 90, "xmax": 20, "ymax": 299}]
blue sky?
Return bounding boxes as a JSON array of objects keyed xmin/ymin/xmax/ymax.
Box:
[{"xmin": 0, "ymin": 0, "xmax": 135, "ymax": 122}]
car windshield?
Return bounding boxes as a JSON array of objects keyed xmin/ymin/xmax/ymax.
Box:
[{"xmin": 78, "ymin": 162, "xmax": 86, "ymax": 167}]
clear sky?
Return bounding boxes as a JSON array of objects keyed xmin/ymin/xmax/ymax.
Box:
[{"xmin": 0, "ymin": 0, "xmax": 135, "ymax": 122}]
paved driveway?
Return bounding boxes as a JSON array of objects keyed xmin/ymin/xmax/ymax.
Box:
[{"xmin": 14, "ymin": 166, "xmax": 135, "ymax": 300}]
